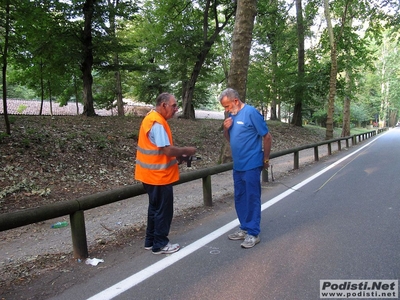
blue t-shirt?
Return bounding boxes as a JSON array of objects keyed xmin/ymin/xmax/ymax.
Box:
[
  {"xmin": 149, "ymin": 122, "xmax": 170, "ymax": 147},
  {"xmin": 229, "ymin": 105, "xmax": 269, "ymax": 171}
]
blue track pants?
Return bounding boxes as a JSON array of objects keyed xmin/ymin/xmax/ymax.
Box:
[{"xmin": 233, "ymin": 167, "xmax": 262, "ymax": 236}]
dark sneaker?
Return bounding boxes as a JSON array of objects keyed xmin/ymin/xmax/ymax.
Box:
[
  {"xmin": 152, "ymin": 242, "xmax": 180, "ymax": 255},
  {"xmin": 241, "ymin": 234, "xmax": 260, "ymax": 248},
  {"xmin": 228, "ymin": 229, "xmax": 247, "ymax": 240}
]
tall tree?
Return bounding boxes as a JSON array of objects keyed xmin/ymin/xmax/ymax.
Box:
[
  {"xmin": 321, "ymin": 0, "xmax": 388, "ymax": 136},
  {"xmin": 221, "ymin": 0, "xmax": 257, "ymax": 163},
  {"xmin": 324, "ymin": 0, "xmax": 338, "ymax": 139},
  {"xmin": 1, "ymin": 0, "xmax": 31, "ymax": 133},
  {"xmin": 11, "ymin": 1, "xmax": 77, "ymax": 115},
  {"xmin": 341, "ymin": 68, "xmax": 352, "ymax": 136},
  {"xmin": 126, "ymin": 0, "xmax": 234, "ymax": 113},
  {"xmin": 291, "ymin": 0, "xmax": 305, "ymax": 126},
  {"xmin": 340, "ymin": 14, "xmax": 353, "ymax": 137},
  {"xmin": 108, "ymin": 0, "xmax": 124, "ymax": 116},
  {"xmin": 377, "ymin": 32, "xmax": 399, "ymax": 127},
  {"xmin": 227, "ymin": 0, "xmax": 257, "ymax": 101},
  {"xmin": 81, "ymin": 0, "xmax": 96, "ymax": 116},
  {"xmin": 324, "ymin": 0, "xmax": 352, "ymax": 140},
  {"xmin": 338, "ymin": 0, "xmax": 387, "ymax": 135},
  {"xmin": 1, "ymin": 0, "xmax": 11, "ymax": 135},
  {"xmin": 94, "ymin": 0, "xmax": 139, "ymax": 116},
  {"xmin": 264, "ymin": 0, "xmax": 281, "ymax": 120},
  {"xmin": 181, "ymin": 0, "xmax": 236, "ymax": 119},
  {"xmin": 253, "ymin": 0, "xmax": 296, "ymax": 121}
]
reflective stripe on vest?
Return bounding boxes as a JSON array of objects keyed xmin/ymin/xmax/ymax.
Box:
[{"xmin": 136, "ymin": 155, "xmax": 178, "ymax": 170}]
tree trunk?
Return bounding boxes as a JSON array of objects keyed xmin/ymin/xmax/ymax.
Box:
[
  {"xmin": 381, "ymin": 81, "xmax": 390, "ymax": 127},
  {"xmin": 379, "ymin": 38, "xmax": 389, "ymax": 127},
  {"xmin": 341, "ymin": 14, "xmax": 354, "ymax": 137},
  {"xmin": 325, "ymin": 0, "xmax": 351, "ymax": 138},
  {"xmin": 265, "ymin": 0, "xmax": 279, "ymax": 120},
  {"xmin": 291, "ymin": 0, "xmax": 305, "ymax": 127},
  {"xmin": 48, "ymin": 80, "xmax": 53, "ymax": 117},
  {"xmin": 341, "ymin": 70, "xmax": 351, "ymax": 137},
  {"xmin": 115, "ymin": 56, "xmax": 124, "ymax": 116},
  {"xmin": 81, "ymin": 0, "xmax": 96, "ymax": 116},
  {"xmin": 39, "ymin": 60, "xmax": 44, "ymax": 116},
  {"xmin": 324, "ymin": 0, "xmax": 337, "ymax": 140},
  {"xmin": 74, "ymin": 75, "xmax": 80, "ymax": 115},
  {"xmin": 270, "ymin": 100, "xmax": 278, "ymax": 120},
  {"xmin": 221, "ymin": 0, "xmax": 257, "ymax": 163},
  {"xmin": 389, "ymin": 109, "xmax": 397, "ymax": 127},
  {"xmin": 269, "ymin": 50, "xmax": 279, "ymax": 120},
  {"xmin": 182, "ymin": 51, "xmax": 208, "ymax": 120},
  {"xmin": 227, "ymin": 0, "xmax": 257, "ymax": 101},
  {"xmin": 325, "ymin": 48, "xmax": 337, "ymax": 140},
  {"xmin": 2, "ymin": 0, "xmax": 10, "ymax": 135},
  {"xmin": 109, "ymin": 2, "xmax": 124, "ymax": 117}
]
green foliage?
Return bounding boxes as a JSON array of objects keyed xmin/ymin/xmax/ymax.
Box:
[
  {"xmin": 16, "ymin": 105, "xmax": 27, "ymax": 113},
  {"xmin": 7, "ymin": 83, "xmax": 37, "ymax": 99},
  {"xmin": 9, "ymin": 116, "xmax": 16, "ymax": 124},
  {"xmin": 0, "ymin": 132, "xmax": 9, "ymax": 143},
  {"xmin": 312, "ymin": 109, "xmax": 328, "ymax": 126},
  {"xmin": 21, "ymin": 138, "xmax": 31, "ymax": 148},
  {"xmin": 122, "ymin": 0, "xmax": 235, "ymax": 107},
  {"xmin": 250, "ymin": 0, "xmax": 298, "ymax": 108},
  {"xmin": 0, "ymin": 0, "xmax": 398, "ymax": 128}
]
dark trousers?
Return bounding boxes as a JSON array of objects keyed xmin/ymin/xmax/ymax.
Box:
[{"xmin": 143, "ymin": 183, "xmax": 174, "ymax": 251}]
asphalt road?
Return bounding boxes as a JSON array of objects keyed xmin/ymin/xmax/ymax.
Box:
[{"xmin": 50, "ymin": 128, "xmax": 400, "ymax": 300}]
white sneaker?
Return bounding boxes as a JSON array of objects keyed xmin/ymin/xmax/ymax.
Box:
[
  {"xmin": 228, "ymin": 229, "xmax": 247, "ymax": 240},
  {"xmin": 152, "ymin": 242, "xmax": 180, "ymax": 254},
  {"xmin": 241, "ymin": 234, "xmax": 260, "ymax": 248}
]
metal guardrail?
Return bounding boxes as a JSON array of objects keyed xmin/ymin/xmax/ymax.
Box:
[{"xmin": 0, "ymin": 128, "xmax": 386, "ymax": 258}]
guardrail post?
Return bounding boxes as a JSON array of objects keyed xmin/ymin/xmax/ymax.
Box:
[
  {"xmin": 327, "ymin": 143, "xmax": 332, "ymax": 155},
  {"xmin": 262, "ymin": 168, "xmax": 269, "ymax": 182},
  {"xmin": 337, "ymin": 140, "xmax": 342, "ymax": 151},
  {"xmin": 70, "ymin": 211, "xmax": 89, "ymax": 259},
  {"xmin": 314, "ymin": 146, "xmax": 319, "ymax": 161},
  {"xmin": 294, "ymin": 151, "xmax": 299, "ymax": 169},
  {"xmin": 202, "ymin": 175, "xmax": 212, "ymax": 207}
]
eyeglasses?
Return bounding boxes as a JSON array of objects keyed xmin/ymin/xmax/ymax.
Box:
[{"xmin": 165, "ymin": 103, "xmax": 178, "ymax": 109}]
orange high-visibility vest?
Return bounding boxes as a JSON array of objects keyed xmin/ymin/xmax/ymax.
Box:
[{"xmin": 134, "ymin": 110, "xmax": 179, "ymax": 185}]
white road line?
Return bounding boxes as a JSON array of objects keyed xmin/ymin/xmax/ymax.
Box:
[{"xmin": 87, "ymin": 136, "xmax": 380, "ymax": 300}]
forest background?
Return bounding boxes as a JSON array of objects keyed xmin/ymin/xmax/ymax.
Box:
[{"xmin": 0, "ymin": 0, "xmax": 399, "ymax": 140}]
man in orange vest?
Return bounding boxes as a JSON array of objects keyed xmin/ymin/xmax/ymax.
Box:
[{"xmin": 135, "ymin": 93, "xmax": 196, "ymax": 254}]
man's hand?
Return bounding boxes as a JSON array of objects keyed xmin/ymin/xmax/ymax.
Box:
[
  {"xmin": 161, "ymin": 145, "xmax": 196, "ymax": 157},
  {"xmin": 184, "ymin": 147, "xmax": 196, "ymax": 156},
  {"xmin": 223, "ymin": 117, "xmax": 233, "ymax": 130}
]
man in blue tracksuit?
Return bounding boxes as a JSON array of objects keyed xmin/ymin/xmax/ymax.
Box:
[{"xmin": 219, "ymin": 88, "xmax": 272, "ymax": 248}]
